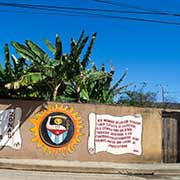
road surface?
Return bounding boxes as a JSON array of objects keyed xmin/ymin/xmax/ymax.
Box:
[{"xmin": 0, "ymin": 169, "xmax": 180, "ymax": 180}]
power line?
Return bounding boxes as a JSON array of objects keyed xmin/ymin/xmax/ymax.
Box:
[
  {"xmin": 91, "ymin": 0, "xmax": 180, "ymax": 18},
  {"xmin": 0, "ymin": 9, "xmax": 99, "ymax": 17},
  {"xmin": 5, "ymin": 1, "xmax": 180, "ymax": 19},
  {"xmin": 0, "ymin": 1, "xmax": 180, "ymax": 18},
  {"xmin": 88, "ymin": 13, "xmax": 180, "ymax": 26},
  {"xmin": 1, "ymin": 8, "xmax": 180, "ymax": 26},
  {"xmin": 0, "ymin": 3, "xmax": 164, "ymax": 15},
  {"xmin": 91, "ymin": 0, "xmax": 161, "ymax": 12},
  {"xmin": 0, "ymin": 1, "xmax": 180, "ymax": 26},
  {"xmin": 0, "ymin": 2, "xmax": 166, "ymax": 15}
]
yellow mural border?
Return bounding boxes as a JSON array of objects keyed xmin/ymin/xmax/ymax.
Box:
[{"xmin": 30, "ymin": 104, "xmax": 83, "ymax": 156}]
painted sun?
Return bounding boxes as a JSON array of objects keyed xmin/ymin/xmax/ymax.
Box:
[{"xmin": 30, "ymin": 104, "xmax": 83, "ymax": 156}]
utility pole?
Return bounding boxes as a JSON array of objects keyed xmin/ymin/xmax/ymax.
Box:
[
  {"xmin": 160, "ymin": 85, "xmax": 165, "ymax": 103},
  {"xmin": 159, "ymin": 84, "xmax": 168, "ymax": 103}
]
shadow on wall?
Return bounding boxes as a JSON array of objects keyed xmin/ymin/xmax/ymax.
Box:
[
  {"xmin": 0, "ymin": 98, "xmax": 47, "ymax": 124},
  {"xmin": 0, "ymin": 98, "xmax": 47, "ymax": 150}
]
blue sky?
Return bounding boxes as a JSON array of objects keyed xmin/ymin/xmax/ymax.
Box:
[{"xmin": 0, "ymin": 0, "xmax": 180, "ymax": 102}]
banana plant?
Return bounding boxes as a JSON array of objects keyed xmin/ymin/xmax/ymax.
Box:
[
  {"xmin": 92, "ymin": 66, "xmax": 133, "ymax": 103},
  {"xmin": 4, "ymin": 32, "xmax": 131, "ymax": 103},
  {"xmin": 7, "ymin": 34, "xmax": 64, "ymax": 100},
  {"xmin": 59, "ymin": 66, "xmax": 106, "ymax": 103},
  {"xmin": 57, "ymin": 31, "xmax": 97, "ymax": 102},
  {"xmin": 0, "ymin": 44, "xmax": 27, "ymax": 98},
  {"xmin": 99, "ymin": 68, "xmax": 133, "ymax": 103},
  {"xmin": 60, "ymin": 63, "xmax": 132, "ymax": 104},
  {"xmin": 65, "ymin": 31, "xmax": 97, "ymax": 80},
  {"xmin": 6, "ymin": 31, "xmax": 97, "ymax": 101}
]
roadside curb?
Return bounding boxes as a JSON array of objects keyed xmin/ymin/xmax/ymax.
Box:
[{"xmin": 0, "ymin": 159, "xmax": 179, "ymax": 175}]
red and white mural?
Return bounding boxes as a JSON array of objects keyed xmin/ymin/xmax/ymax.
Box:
[
  {"xmin": 88, "ymin": 113, "xmax": 142, "ymax": 155},
  {"xmin": 0, "ymin": 108, "xmax": 22, "ymax": 150}
]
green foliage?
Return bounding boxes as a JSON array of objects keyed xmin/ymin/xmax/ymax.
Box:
[
  {"xmin": 54, "ymin": 34, "xmax": 62, "ymax": 61},
  {"xmin": 118, "ymin": 82, "xmax": 157, "ymax": 106},
  {"xmin": 61, "ymin": 67, "xmax": 106, "ymax": 103},
  {"xmin": 1, "ymin": 32, "xmax": 130, "ymax": 103},
  {"xmin": 5, "ymin": 72, "xmax": 45, "ymax": 89},
  {"xmin": 61, "ymin": 64, "xmax": 131, "ymax": 104},
  {"xmin": 6, "ymin": 32, "xmax": 99, "ymax": 101},
  {"xmin": 0, "ymin": 44, "xmax": 28, "ymax": 98},
  {"xmin": 4, "ymin": 44, "xmax": 13, "ymax": 82},
  {"xmin": 10, "ymin": 34, "xmax": 65, "ymax": 100}
]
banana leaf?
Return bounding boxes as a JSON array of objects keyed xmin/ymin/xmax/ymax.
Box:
[
  {"xmin": 54, "ymin": 34, "xmax": 62, "ymax": 61},
  {"xmin": 26, "ymin": 40, "xmax": 48, "ymax": 62},
  {"xmin": 110, "ymin": 69, "xmax": 128, "ymax": 92},
  {"xmin": 11, "ymin": 41, "xmax": 41, "ymax": 64},
  {"xmin": 77, "ymin": 30, "xmax": 85, "ymax": 47},
  {"xmin": 0, "ymin": 64, "xmax": 4, "ymax": 79},
  {"xmin": 43, "ymin": 39, "xmax": 56, "ymax": 54},
  {"xmin": 5, "ymin": 72, "xmax": 45, "ymax": 89},
  {"xmin": 80, "ymin": 88, "xmax": 89, "ymax": 101},
  {"xmin": 56, "ymin": 96, "xmax": 77, "ymax": 102},
  {"xmin": 81, "ymin": 32, "xmax": 97, "ymax": 69}
]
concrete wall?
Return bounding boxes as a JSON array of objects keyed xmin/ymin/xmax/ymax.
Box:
[{"xmin": 0, "ymin": 99, "xmax": 162, "ymax": 163}]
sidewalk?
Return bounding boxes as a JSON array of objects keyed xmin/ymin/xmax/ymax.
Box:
[{"xmin": 0, "ymin": 158, "xmax": 179, "ymax": 176}]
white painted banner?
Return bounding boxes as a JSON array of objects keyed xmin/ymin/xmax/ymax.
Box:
[
  {"xmin": 0, "ymin": 108, "xmax": 22, "ymax": 150},
  {"xmin": 88, "ymin": 113, "xmax": 142, "ymax": 155}
]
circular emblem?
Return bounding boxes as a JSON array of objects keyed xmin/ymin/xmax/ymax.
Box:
[
  {"xmin": 30, "ymin": 105, "xmax": 83, "ymax": 156},
  {"xmin": 40, "ymin": 112, "xmax": 75, "ymax": 148}
]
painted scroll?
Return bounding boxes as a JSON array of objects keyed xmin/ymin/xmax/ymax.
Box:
[
  {"xmin": 0, "ymin": 108, "xmax": 22, "ymax": 150},
  {"xmin": 88, "ymin": 113, "xmax": 142, "ymax": 155}
]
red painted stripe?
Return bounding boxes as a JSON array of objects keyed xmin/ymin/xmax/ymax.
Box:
[{"xmin": 47, "ymin": 129, "xmax": 66, "ymax": 135}]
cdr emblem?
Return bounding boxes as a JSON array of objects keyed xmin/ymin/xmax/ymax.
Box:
[
  {"xmin": 40, "ymin": 113, "xmax": 74, "ymax": 147},
  {"xmin": 30, "ymin": 105, "xmax": 83, "ymax": 156},
  {"xmin": 46, "ymin": 115, "xmax": 69, "ymax": 145}
]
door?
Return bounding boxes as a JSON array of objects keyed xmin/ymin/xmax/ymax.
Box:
[{"xmin": 162, "ymin": 112, "xmax": 180, "ymax": 163}]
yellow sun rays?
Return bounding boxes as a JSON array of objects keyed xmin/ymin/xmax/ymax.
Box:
[{"xmin": 30, "ymin": 104, "xmax": 83, "ymax": 156}]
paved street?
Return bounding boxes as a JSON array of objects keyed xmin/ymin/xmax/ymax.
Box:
[
  {"xmin": 0, "ymin": 169, "xmax": 142, "ymax": 180},
  {"xmin": 139, "ymin": 175, "xmax": 180, "ymax": 180},
  {"xmin": 0, "ymin": 169, "xmax": 180, "ymax": 180}
]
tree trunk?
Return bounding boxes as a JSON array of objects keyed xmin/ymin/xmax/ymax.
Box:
[
  {"xmin": 53, "ymin": 83, "xmax": 61, "ymax": 101},
  {"xmin": 77, "ymin": 86, "xmax": 81, "ymax": 103}
]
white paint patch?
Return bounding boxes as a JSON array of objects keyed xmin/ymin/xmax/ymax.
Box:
[
  {"xmin": 88, "ymin": 113, "xmax": 142, "ymax": 155},
  {"xmin": 0, "ymin": 108, "xmax": 22, "ymax": 150}
]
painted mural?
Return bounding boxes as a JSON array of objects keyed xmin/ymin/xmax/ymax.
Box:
[
  {"xmin": 88, "ymin": 113, "xmax": 142, "ymax": 155},
  {"xmin": 30, "ymin": 104, "xmax": 83, "ymax": 156},
  {"xmin": 0, "ymin": 108, "xmax": 22, "ymax": 150}
]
